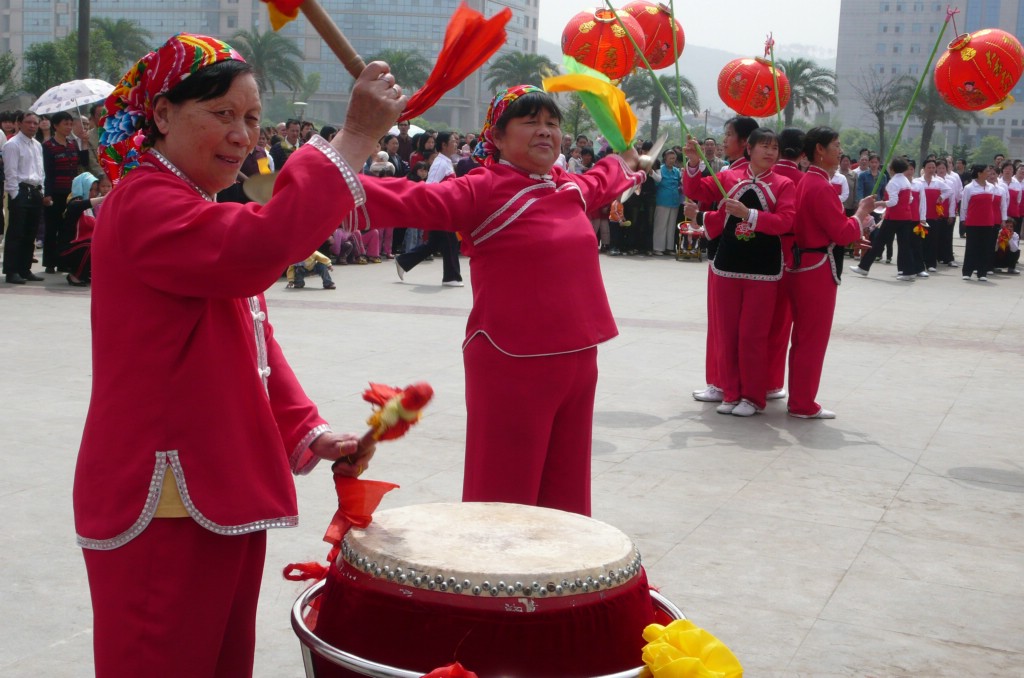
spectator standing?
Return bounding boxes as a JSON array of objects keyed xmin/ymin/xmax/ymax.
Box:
[
  {"xmin": 651, "ymin": 149, "xmax": 682, "ymax": 254},
  {"xmin": 269, "ymin": 118, "xmax": 301, "ymax": 169},
  {"xmin": 3, "ymin": 111, "xmax": 47, "ymax": 284},
  {"xmin": 42, "ymin": 111, "xmax": 89, "ymax": 273},
  {"xmin": 395, "ymin": 120, "xmax": 414, "ymax": 163}
]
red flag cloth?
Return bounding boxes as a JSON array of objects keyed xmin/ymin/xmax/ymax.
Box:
[
  {"xmin": 283, "ymin": 476, "xmax": 398, "ymax": 582},
  {"xmin": 399, "ymin": 2, "xmax": 512, "ymax": 122},
  {"xmin": 421, "ymin": 663, "xmax": 479, "ymax": 678}
]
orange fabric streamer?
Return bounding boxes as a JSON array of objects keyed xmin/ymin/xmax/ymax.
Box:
[
  {"xmin": 399, "ymin": 3, "xmax": 512, "ymax": 122},
  {"xmin": 258, "ymin": 0, "xmax": 303, "ymax": 30},
  {"xmin": 283, "ymin": 476, "xmax": 398, "ymax": 582}
]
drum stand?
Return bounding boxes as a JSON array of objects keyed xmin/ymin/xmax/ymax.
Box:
[{"xmin": 292, "ymin": 579, "xmax": 687, "ymax": 678}]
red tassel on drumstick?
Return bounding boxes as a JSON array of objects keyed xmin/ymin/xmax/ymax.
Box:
[
  {"xmin": 257, "ymin": 0, "xmax": 510, "ymax": 121},
  {"xmin": 283, "ymin": 382, "xmax": 434, "ymax": 583}
]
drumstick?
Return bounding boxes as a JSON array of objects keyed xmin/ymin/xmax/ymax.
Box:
[
  {"xmin": 332, "ymin": 382, "xmax": 434, "ymax": 473},
  {"xmin": 260, "ymin": 0, "xmax": 366, "ymax": 78}
]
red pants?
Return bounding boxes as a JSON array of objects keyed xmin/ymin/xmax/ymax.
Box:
[
  {"xmin": 704, "ymin": 266, "xmax": 719, "ymax": 386},
  {"xmin": 766, "ymin": 270, "xmax": 792, "ymax": 392},
  {"xmin": 463, "ymin": 339, "xmax": 597, "ymax": 516},
  {"xmin": 82, "ymin": 519, "xmax": 267, "ymax": 678},
  {"xmin": 785, "ymin": 263, "xmax": 838, "ymax": 416},
  {"xmin": 713, "ymin": 275, "xmax": 778, "ymax": 409}
]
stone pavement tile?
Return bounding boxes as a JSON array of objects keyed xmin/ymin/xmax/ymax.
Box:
[
  {"xmin": 789, "ymin": 619, "xmax": 1024, "ymax": 677},
  {"xmin": 753, "ymin": 454, "xmax": 912, "ymax": 508},
  {"xmin": 849, "ymin": 529, "xmax": 1024, "ymax": 597},
  {"xmin": 818, "ymin": 571, "xmax": 1024, "ymax": 654},
  {"xmin": 653, "ymin": 541, "xmax": 848, "ymax": 619}
]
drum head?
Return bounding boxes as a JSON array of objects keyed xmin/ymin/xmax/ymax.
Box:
[{"xmin": 341, "ymin": 502, "xmax": 640, "ymax": 597}]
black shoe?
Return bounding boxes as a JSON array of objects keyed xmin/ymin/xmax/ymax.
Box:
[
  {"xmin": 66, "ymin": 274, "xmax": 89, "ymax": 287},
  {"xmin": 23, "ymin": 272, "xmax": 44, "ymax": 281},
  {"xmin": 6, "ymin": 274, "xmax": 26, "ymax": 284},
  {"xmin": 45, "ymin": 267, "xmax": 56, "ymax": 274}
]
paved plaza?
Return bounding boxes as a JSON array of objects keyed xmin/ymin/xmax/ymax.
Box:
[{"xmin": 2, "ymin": 240, "xmax": 1023, "ymax": 677}]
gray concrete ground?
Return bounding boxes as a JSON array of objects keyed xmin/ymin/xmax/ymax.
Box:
[{"xmin": 2, "ymin": 240, "xmax": 1023, "ymax": 677}]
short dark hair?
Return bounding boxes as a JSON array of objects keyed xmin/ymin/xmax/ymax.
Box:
[
  {"xmin": 890, "ymin": 157, "xmax": 909, "ymax": 174},
  {"xmin": 319, "ymin": 125, "xmax": 337, "ymax": 141},
  {"xmin": 746, "ymin": 127, "xmax": 779, "ymax": 150},
  {"xmin": 436, "ymin": 131, "xmax": 454, "ymax": 149},
  {"xmin": 803, "ymin": 126, "xmax": 839, "ymax": 161},
  {"xmin": 285, "ymin": 118, "xmax": 300, "ymax": 128},
  {"xmin": 50, "ymin": 111, "xmax": 74, "ymax": 126},
  {"xmin": 16, "ymin": 110, "xmax": 39, "ymax": 123},
  {"xmin": 495, "ymin": 91, "xmax": 562, "ymax": 133},
  {"xmin": 724, "ymin": 116, "xmax": 758, "ymax": 142},
  {"xmin": 779, "ymin": 127, "xmax": 805, "ymax": 160},
  {"xmin": 969, "ymin": 163, "xmax": 987, "ymax": 180},
  {"xmin": 90, "ymin": 103, "xmax": 104, "ymax": 117},
  {"xmin": 580, "ymin": 146, "xmax": 595, "ymax": 158}
]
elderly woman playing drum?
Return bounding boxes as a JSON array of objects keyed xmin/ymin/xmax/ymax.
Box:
[
  {"xmin": 72, "ymin": 34, "xmax": 403, "ymax": 677},
  {"xmin": 353, "ymin": 85, "xmax": 644, "ymax": 517}
]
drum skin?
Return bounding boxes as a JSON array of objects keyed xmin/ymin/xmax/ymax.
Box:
[{"xmin": 310, "ymin": 503, "xmax": 658, "ymax": 677}]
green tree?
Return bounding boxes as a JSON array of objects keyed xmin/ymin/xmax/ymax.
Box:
[
  {"xmin": 297, "ymin": 72, "xmax": 321, "ymax": 103},
  {"xmin": 0, "ymin": 51, "xmax": 18, "ymax": 100},
  {"xmin": 230, "ymin": 29, "xmax": 303, "ymax": 98},
  {"xmin": 22, "ymin": 41, "xmax": 73, "ymax": 96},
  {"xmin": 851, "ymin": 72, "xmax": 913, "ymax": 159},
  {"xmin": 840, "ymin": 128, "xmax": 878, "ymax": 156},
  {"xmin": 622, "ymin": 71, "xmax": 699, "ymax": 141},
  {"xmin": 485, "ymin": 51, "xmax": 557, "ymax": 91},
  {"xmin": 911, "ymin": 79, "xmax": 979, "ymax": 165},
  {"xmin": 366, "ymin": 49, "xmax": 430, "ymax": 91},
  {"xmin": 968, "ymin": 135, "xmax": 1009, "ymax": 165},
  {"xmin": 91, "ymin": 17, "xmax": 153, "ymax": 81},
  {"xmin": 560, "ymin": 93, "xmax": 594, "ymax": 141},
  {"xmin": 777, "ymin": 58, "xmax": 838, "ymax": 127}
]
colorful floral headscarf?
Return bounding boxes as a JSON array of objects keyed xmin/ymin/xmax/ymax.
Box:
[
  {"xmin": 473, "ymin": 84, "xmax": 543, "ymax": 166},
  {"xmin": 98, "ymin": 33, "xmax": 245, "ymax": 181}
]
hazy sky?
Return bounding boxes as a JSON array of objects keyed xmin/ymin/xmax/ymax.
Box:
[{"xmin": 537, "ymin": 0, "xmax": 841, "ymax": 55}]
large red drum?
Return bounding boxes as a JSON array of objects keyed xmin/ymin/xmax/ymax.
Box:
[{"xmin": 295, "ymin": 502, "xmax": 682, "ymax": 677}]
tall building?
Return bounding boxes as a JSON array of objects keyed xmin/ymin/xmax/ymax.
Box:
[
  {"xmin": 836, "ymin": 0, "xmax": 1024, "ymax": 157},
  {"xmin": 0, "ymin": 0, "xmax": 539, "ymax": 129}
]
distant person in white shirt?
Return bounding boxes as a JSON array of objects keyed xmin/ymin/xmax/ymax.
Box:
[{"xmin": 3, "ymin": 111, "xmax": 48, "ymax": 284}]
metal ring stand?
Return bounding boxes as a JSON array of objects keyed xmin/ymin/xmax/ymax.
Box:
[{"xmin": 292, "ymin": 579, "xmax": 686, "ymax": 678}]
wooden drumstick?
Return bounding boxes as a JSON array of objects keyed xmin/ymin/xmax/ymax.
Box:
[{"xmin": 298, "ymin": 0, "xmax": 366, "ymax": 78}]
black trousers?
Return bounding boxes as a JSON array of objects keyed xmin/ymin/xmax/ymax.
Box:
[
  {"xmin": 895, "ymin": 220, "xmax": 921, "ymax": 274},
  {"xmin": 924, "ymin": 218, "xmax": 945, "ymax": 269},
  {"xmin": 3, "ymin": 187, "xmax": 43, "ymax": 276},
  {"xmin": 397, "ymin": 230, "xmax": 462, "ymax": 282},
  {"xmin": 934, "ymin": 217, "xmax": 956, "ymax": 264},
  {"xmin": 43, "ymin": 190, "xmax": 71, "ymax": 269},
  {"xmin": 858, "ymin": 219, "xmax": 898, "ymax": 272},
  {"xmin": 962, "ymin": 227, "xmax": 989, "ymax": 277}
]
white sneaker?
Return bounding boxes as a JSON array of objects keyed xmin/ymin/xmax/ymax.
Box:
[
  {"xmin": 978, "ymin": 276, "xmax": 988, "ymax": 282},
  {"xmin": 442, "ymin": 280, "xmax": 465, "ymax": 287},
  {"xmin": 767, "ymin": 388, "xmax": 786, "ymax": 400},
  {"xmin": 851, "ymin": 266, "xmax": 868, "ymax": 276},
  {"xmin": 693, "ymin": 386, "xmax": 724, "ymax": 402},
  {"xmin": 395, "ymin": 259, "xmax": 405, "ymax": 281},
  {"xmin": 732, "ymin": 400, "xmax": 759, "ymax": 417},
  {"xmin": 917, "ymin": 271, "xmax": 929, "ymax": 278},
  {"xmin": 716, "ymin": 401, "xmax": 738, "ymax": 414},
  {"xmin": 962, "ymin": 275, "xmax": 971, "ymax": 280},
  {"xmin": 1008, "ymin": 269, "xmax": 1021, "ymax": 275},
  {"xmin": 789, "ymin": 408, "xmax": 836, "ymax": 419},
  {"xmin": 927, "ymin": 267, "xmax": 937, "ymax": 272},
  {"xmin": 895, "ymin": 274, "xmax": 914, "ymax": 281}
]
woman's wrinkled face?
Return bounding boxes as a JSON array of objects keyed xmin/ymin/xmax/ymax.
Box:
[
  {"xmin": 493, "ymin": 108, "xmax": 561, "ymax": 175},
  {"xmin": 152, "ymin": 73, "xmax": 261, "ymax": 195}
]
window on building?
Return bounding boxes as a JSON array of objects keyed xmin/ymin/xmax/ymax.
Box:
[
  {"xmin": 894, "ymin": 24, "xmax": 902, "ymax": 33},
  {"xmin": 882, "ymin": 24, "xmax": 888, "ymax": 32},
  {"xmin": 882, "ymin": 2, "xmax": 890, "ymax": 10},
  {"xmin": 892, "ymin": 43, "xmax": 902, "ymax": 53},
  {"xmin": 876, "ymin": 43, "xmax": 887, "ymax": 54},
  {"xmin": 227, "ymin": 15, "xmax": 237, "ymax": 28},
  {"xmin": 910, "ymin": 44, "xmax": 921, "ymax": 53},
  {"xmin": 999, "ymin": 119, "xmax": 1006, "ymax": 126},
  {"xmin": 896, "ymin": 2, "xmax": 904, "ymax": 11},
  {"xmin": 912, "ymin": 23, "xmax": 922, "ymax": 32},
  {"xmin": 1013, "ymin": 119, "xmax": 1019, "ymax": 126}
]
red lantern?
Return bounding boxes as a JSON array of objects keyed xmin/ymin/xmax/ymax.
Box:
[
  {"xmin": 562, "ymin": 8, "xmax": 646, "ymax": 81},
  {"xmin": 622, "ymin": 1, "xmax": 684, "ymax": 70},
  {"xmin": 934, "ymin": 28, "xmax": 1024, "ymax": 111},
  {"xmin": 717, "ymin": 57, "xmax": 791, "ymax": 118}
]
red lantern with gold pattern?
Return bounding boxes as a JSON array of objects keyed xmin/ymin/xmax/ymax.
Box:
[
  {"xmin": 934, "ymin": 28, "xmax": 1024, "ymax": 111},
  {"xmin": 717, "ymin": 57, "xmax": 791, "ymax": 118},
  {"xmin": 622, "ymin": 1, "xmax": 684, "ymax": 70},
  {"xmin": 562, "ymin": 8, "xmax": 646, "ymax": 81}
]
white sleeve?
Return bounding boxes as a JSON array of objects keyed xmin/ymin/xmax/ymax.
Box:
[
  {"xmin": 832, "ymin": 172, "xmax": 849, "ymax": 202},
  {"xmin": 885, "ymin": 177, "xmax": 900, "ymax": 207}
]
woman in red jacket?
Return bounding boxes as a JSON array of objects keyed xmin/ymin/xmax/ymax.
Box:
[
  {"xmin": 960, "ymin": 164, "xmax": 998, "ymax": 281},
  {"xmin": 785, "ymin": 127, "xmax": 875, "ymax": 419},
  {"xmin": 74, "ymin": 34, "xmax": 397, "ymax": 677}
]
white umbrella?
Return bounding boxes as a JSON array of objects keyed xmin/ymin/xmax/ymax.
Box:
[
  {"xmin": 389, "ymin": 123, "xmax": 425, "ymax": 136},
  {"xmin": 30, "ymin": 79, "xmax": 115, "ymax": 115}
]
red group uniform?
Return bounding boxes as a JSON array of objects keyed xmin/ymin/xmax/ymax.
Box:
[
  {"xmin": 685, "ymin": 164, "xmax": 796, "ymax": 410},
  {"xmin": 912, "ymin": 174, "xmax": 953, "ymax": 271},
  {"xmin": 960, "ymin": 179, "xmax": 1004, "ymax": 278},
  {"xmin": 353, "ymin": 156, "xmax": 644, "ymax": 516},
  {"xmin": 74, "ymin": 138, "xmax": 360, "ymax": 676},
  {"xmin": 765, "ymin": 158, "xmax": 804, "ymax": 396},
  {"xmin": 784, "ymin": 166, "xmax": 863, "ymax": 417}
]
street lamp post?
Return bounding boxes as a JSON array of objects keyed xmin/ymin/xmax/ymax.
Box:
[
  {"xmin": 76, "ymin": 0, "xmax": 90, "ymax": 79},
  {"xmin": 703, "ymin": 109, "xmax": 709, "ymax": 139},
  {"xmin": 294, "ymin": 101, "xmax": 307, "ymax": 124}
]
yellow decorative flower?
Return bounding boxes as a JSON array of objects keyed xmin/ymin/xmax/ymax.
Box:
[
  {"xmin": 579, "ymin": 20, "xmax": 596, "ymax": 34},
  {"xmin": 641, "ymin": 620, "xmax": 743, "ymax": 678},
  {"xmin": 961, "ymin": 47, "xmax": 977, "ymax": 62}
]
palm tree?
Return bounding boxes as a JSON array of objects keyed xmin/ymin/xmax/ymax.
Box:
[
  {"xmin": 777, "ymin": 58, "xmax": 838, "ymax": 127},
  {"xmin": 230, "ymin": 29, "xmax": 303, "ymax": 98},
  {"xmin": 485, "ymin": 51, "xmax": 557, "ymax": 91},
  {"xmin": 366, "ymin": 49, "xmax": 430, "ymax": 91},
  {"xmin": 912, "ymin": 79, "xmax": 979, "ymax": 164},
  {"xmin": 622, "ymin": 71, "xmax": 699, "ymax": 141},
  {"xmin": 91, "ymin": 17, "xmax": 153, "ymax": 80},
  {"xmin": 852, "ymin": 72, "xmax": 914, "ymax": 159}
]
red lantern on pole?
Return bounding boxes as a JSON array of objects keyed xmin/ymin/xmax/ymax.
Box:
[
  {"xmin": 622, "ymin": 1, "xmax": 685, "ymax": 70},
  {"xmin": 934, "ymin": 28, "xmax": 1024, "ymax": 111},
  {"xmin": 562, "ymin": 8, "xmax": 646, "ymax": 81},
  {"xmin": 717, "ymin": 57, "xmax": 791, "ymax": 118}
]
